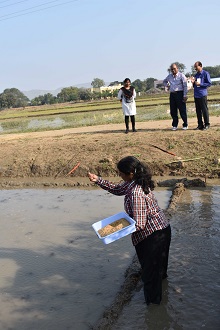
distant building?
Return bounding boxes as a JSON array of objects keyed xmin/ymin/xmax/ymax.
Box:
[
  {"xmin": 91, "ymin": 83, "xmax": 122, "ymax": 94},
  {"xmin": 154, "ymin": 80, "xmax": 164, "ymax": 90},
  {"xmin": 211, "ymin": 77, "xmax": 220, "ymax": 85},
  {"xmin": 186, "ymin": 78, "xmax": 193, "ymax": 90}
]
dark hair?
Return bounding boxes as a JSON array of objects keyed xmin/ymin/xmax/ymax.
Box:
[
  {"xmin": 117, "ymin": 156, "xmax": 155, "ymax": 194},
  {"xmin": 123, "ymin": 78, "xmax": 131, "ymax": 84},
  {"xmin": 170, "ymin": 63, "xmax": 178, "ymax": 69},
  {"xmin": 195, "ymin": 61, "xmax": 202, "ymax": 67}
]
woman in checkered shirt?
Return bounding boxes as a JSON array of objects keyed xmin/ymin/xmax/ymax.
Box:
[{"xmin": 88, "ymin": 156, "xmax": 171, "ymax": 305}]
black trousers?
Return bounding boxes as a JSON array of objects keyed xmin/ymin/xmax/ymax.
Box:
[
  {"xmin": 169, "ymin": 91, "xmax": 188, "ymax": 128},
  {"xmin": 135, "ymin": 225, "xmax": 171, "ymax": 305},
  {"xmin": 194, "ymin": 96, "xmax": 210, "ymax": 128},
  {"xmin": 125, "ymin": 115, "xmax": 135, "ymax": 130}
]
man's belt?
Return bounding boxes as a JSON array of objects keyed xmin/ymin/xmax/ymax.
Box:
[{"xmin": 170, "ymin": 90, "xmax": 183, "ymax": 93}]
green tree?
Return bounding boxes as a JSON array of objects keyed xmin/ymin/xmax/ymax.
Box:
[
  {"xmin": 132, "ymin": 79, "xmax": 144, "ymax": 92},
  {"xmin": 143, "ymin": 78, "xmax": 157, "ymax": 91},
  {"xmin": 203, "ymin": 65, "xmax": 220, "ymax": 78},
  {"xmin": 30, "ymin": 95, "xmax": 43, "ymax": 106},
  {"xmin": 78, "ymin": 88, "xmax": 92, "ymax": 101},
  {"xmin": 190, "ymin": 64, "xmax": 220, "ymax": 78},
  {"xmin": 44, "ymin": 93, "xmax": 57, "ymax": 104},
  {"xmin": 91, "ymin": 91, "xmax": 102, "ymax": 100},
  {"xmin": 0, "ymin": 93, "xmax": 9, "ymax": 109},
  {"xmin": 0, "ymin": 88, "xmax": 29, "ymax": 109},
  {"xmin": 185, "ymin": 72, "xmax": 192, "ymax": 78},
  {"xmin": 57, "ymin": 87, "xmax": 79, "ymax": 103},
  {"xmin": 31, "ymin": 93, "xmax": 57, "ymax": 105},
  {"xmin": 109, "ymin": 81, "xmax": 121, "ymax": 86},
  {"xmin": 101, "ymin": 90, "xmax": 112, "ymax": 99},
  {"xmin": 112, "ymin": 89, "xmax": 119, "ymax": 97},
  {"xmin": 91, "ymin": 78, "xmax": 105, "ymax": 88}
]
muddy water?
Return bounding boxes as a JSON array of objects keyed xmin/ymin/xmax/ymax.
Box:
[
  {"xmin": 0, "ymin": 188, "xmax": 170, "ymax": 330},
  {"xmin": 113, "ymin": 186, "xmax": 220, "ymax": 330}
]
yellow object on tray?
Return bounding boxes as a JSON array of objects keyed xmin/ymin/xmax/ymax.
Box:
[
  {"xmin": 92, "ymin": 212, "xmax": 136, "ymax": 244},
  {"xmin": 98, "ymin": 218, "xmax": 130, "ymax": 237}
]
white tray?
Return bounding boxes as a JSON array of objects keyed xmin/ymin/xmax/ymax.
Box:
[{"xmin": 92, "ymin": 212, "xmax": 136, "ymax": 244}]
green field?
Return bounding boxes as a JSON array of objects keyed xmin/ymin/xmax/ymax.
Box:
[{"xmin": 0, "ymin": 86, "xmax": 220, "ymax": 134}]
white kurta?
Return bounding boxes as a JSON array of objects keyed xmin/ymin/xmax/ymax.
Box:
[{"xmin": 118, "ymin": 88, "xmax": 137, "ymax": 116}]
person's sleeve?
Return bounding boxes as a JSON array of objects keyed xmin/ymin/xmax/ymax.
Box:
[
  {"xmin": 131, "ymin": 193, "xmax": 147, "ymax": 229},
  {"xmin": 201, "ymin": 72, "xmax": 212, "ymax": 88},
  {"xmin": 163, "ymin": 76, "xmax": 168, "ymax": 86},
  {"xmin": 97, "ymin": 178, "xmax": 128, "ymax": 196},
  {"xmin": 118, "ymin": 89, "xmax": 122, "ymax": 100},
  {"xmin": 182, "ymin": 74, "xmax": 188, "ymax": 97},
  {"xmin": 192, "ymin": 75, "xmax": 196, "ymax": 88}
]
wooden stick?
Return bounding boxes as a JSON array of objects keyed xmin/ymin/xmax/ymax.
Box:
[
  {"xmin": 168, "ymin": 157, "xmax": 205, "ymax": 164},
  {"xmin": 150, "ymin": 144, "xmax": 176, "ymax": 156},
  {"xmin": 64, "ymin": 162, "xmax": 80, "ymax": 177},
  {"xmin": 54, "ymin": 156, "xmax": 76, "ymax": 178}
]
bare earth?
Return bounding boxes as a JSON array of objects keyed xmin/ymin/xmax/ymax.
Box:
[{"xmin": 0, "ymin": 116, "xmax": 220, "ymax": 188}]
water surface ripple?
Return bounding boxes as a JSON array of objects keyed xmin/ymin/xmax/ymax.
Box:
[{"xmin": 113, "ymin": 186, "xmax": 220, "ymax": 330}]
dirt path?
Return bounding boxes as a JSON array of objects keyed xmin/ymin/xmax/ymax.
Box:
[
  {"xmin": 0, "ymin": 117, "xmax": 220, "ymax": 188},
  {"xmin": 0, "ymin": 117, "xmax": 207, "ymax": 141}
]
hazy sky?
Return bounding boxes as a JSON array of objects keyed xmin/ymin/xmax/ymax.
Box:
[{"xmin": 0, "ymin": 0, "xmax": 219, "ymax": 92}]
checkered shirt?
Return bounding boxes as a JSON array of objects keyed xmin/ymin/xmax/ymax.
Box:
[{"xmin": 97, "ymin": 178, "xmax": 169, "ymax": 246}]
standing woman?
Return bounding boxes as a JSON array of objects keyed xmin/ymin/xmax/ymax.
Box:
[
  {"xmin": 88, "ymin": 156, "xmax": 171, "ymax": 305},
  {"xmin": 118, "ymin": 78, "xmax": 137, "ymax": 133}
]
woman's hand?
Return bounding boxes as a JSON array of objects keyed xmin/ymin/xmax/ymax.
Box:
[{"xmin": 88, "ymin": 172, "xmax": 99, "ymax": 182}]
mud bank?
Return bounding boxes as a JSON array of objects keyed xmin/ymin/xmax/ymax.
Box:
[{"xmin": 0, "ymin": 176, "xmax": 207, "ymax": 190}]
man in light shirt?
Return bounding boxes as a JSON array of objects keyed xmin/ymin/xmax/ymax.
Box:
[{"xmin": 163, "ymin": 63, "xmax": 188, "ymax": 130}]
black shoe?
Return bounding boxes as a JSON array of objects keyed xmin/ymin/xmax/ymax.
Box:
[
  {"xmin": 195, "ymin": 126, "xmax": 204, "ymax": 130},
  {"xmin": 132, "ymin": 129, "xmax": 137, "ymax": 132},
  {"xmin": 125, "ymin": 129, "xmax": 129, "ymax": 134}
]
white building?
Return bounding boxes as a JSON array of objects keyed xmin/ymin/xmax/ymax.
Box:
[
  {"xmin": 91, "ymin": 83, "xmax": 123, "ymax": 94},
  {"xmin": 211, "ymin": 77, "xmax": 220, "ymax": 84}
]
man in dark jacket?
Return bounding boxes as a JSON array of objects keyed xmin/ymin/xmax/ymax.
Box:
[{"xmin": 191, "ymin": 61, "xmax": 212, "ymax": 130}]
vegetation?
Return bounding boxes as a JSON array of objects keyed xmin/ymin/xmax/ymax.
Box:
[
  {"xmin": 0, "ymin": 88, "xmax": 29, "ymax": 109},
  {"xmin": 0, "ymin": 86, "xmax": 220, "ymax": 135},
  {"xmin": 91, "ymin": 78, "xmax": 105, "ymax": 88},
  {"xmin": 0, "ymin": 63, "xmax": 219, "ymax": 111},
  {"xmin": 192, "ymin": 64, "xmax": 220, "ymax": 78},
  {"xmin": 132, "ymin": 78, "xmax": 157, "ymax": 93},
  {"xmin": 167, "ymin": 62, "xmax": 186, "ymax": 74}
]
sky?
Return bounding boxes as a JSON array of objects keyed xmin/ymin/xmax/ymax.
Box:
[{"xmin": 0, "ymin": 0, "xmax": 220, "ymax": 93}]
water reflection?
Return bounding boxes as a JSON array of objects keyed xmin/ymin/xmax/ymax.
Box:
[
  {"xmin": 0, "ymin": 188, "xmax": 170, "ymax": 330},
  {"xmin": 113, "ymin": 186, "xmax": 220, "ymax": 330},
  {"xmin": 210, "ymin": 103, "xmax": 220, "ymax": 108},
  {"xmin": 0, "ymin": 187, "xmax": 219, "ymax": 329},
  {"xmin": 28, "ymin": 117, "xmax": 65, "ymax": 129},
  {"xmin": 0, "ymin": 102, "xmax": 219, "ymax": 134}
]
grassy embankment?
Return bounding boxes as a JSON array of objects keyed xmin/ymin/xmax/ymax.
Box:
[{"xmin": 0, "ymin": 86, "xmax": 220, "ymax": 134}]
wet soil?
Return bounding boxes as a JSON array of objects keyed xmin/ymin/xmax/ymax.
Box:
[{"xmin": 0, "ymin": 117, "xmax": 220, "ymax": 188}]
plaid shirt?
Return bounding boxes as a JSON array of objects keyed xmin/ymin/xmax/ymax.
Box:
[{"xmin": 97, "ymin": 178, "xmax": 169, "ymax": 246}]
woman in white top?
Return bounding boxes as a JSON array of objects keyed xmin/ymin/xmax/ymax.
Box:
[{"xmin": 118, "ymin": 78, "xmax": 137, "ymax": 133}]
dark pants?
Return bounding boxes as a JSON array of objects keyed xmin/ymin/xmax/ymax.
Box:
[
  {"xmin": 170, "ymin": 91, "xmax": 188, "ymax": 128},
  {"xmin": 125, "ymin": 115, "xmax": 135, "ymax": 130},
  {"xmin": 194, "ymin": 96, "xmax": 210, "ymax": 128},
  {"xmin": 135, "ymin": 225, "xmax": 171, "ymax": 305}
]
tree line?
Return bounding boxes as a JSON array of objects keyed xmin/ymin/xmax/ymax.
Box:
[{"xmin": 0, "ymin": 64, "xmax": 220, "ymax": 110}]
